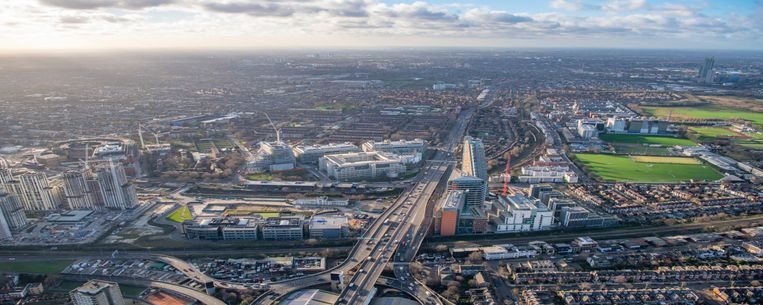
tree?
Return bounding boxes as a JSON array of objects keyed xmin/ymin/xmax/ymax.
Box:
[
  {"xmin": 224, "ymin": 292, "xmax": 238, "ymax": 305},
  {"xmin": 468, "ymin": 251, "xmax": 483, "ymax": 263}
]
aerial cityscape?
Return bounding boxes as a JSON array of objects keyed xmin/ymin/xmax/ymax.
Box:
[{"xmin": 1, "ymin": 1, "xmax": 763, "ymax": 305}]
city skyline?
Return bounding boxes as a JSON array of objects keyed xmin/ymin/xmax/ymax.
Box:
[{"xmin": 1, "ymin": 0, "xmax": 762, "ymax": 52}]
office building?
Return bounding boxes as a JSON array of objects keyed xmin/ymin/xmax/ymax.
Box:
[
  {"xmin": 491, "ymin": 195, "xmax": 554, "ymax": 233},
  {"xmin": 94, "ymin": 162, "xmax": 138, "ymax": 210},
  {"xmin": 0, "ymin": 169, "xmax": 57, "ymax": 211},
  {"xmin": 362, "ymin": 139, "xmax": 426, "ymax": 157},
  {"xmin": 62, "ymin": 170, "xmax": 99, "ymax": 210},
  {"xmin": 438, "ymin": 190, "xmax": 464, "ymax": 237},
  {"xmin": 698, "ymin": 56, "xmax": 715, "ymax": 83},
  {"xmin": 247, "ymin": 141, "xmax": 296, "ymax": 173},
  {"xmin": 183, "ymin": 217, "xmax": 259, "ymax": 240},
  {"xmin": 577, "ymin": 123, "xmax": 599, "ymax": 139},
  {"xmin": 319, "ymin": 151, "xmax": 405, "ymax": 181},
  {"xmin": 262, "ymin": 217, "xmax": 305, "ymax": 240},
  {"xmin": 293, "ymin": 143, "xmax": 361, "ymax": 163},
  {"xmin": 70, "ymin": 280, "xmax": 125, "ymax": 305},
  {"xmin": 559, "ymin": 206, "xmax": 618, "ymax": 228},
  {"xmin": 461, "ymin": 136, "xmax": 488, "ymax": 181},
  {"xmin": 547, "ymin": 197, "xmax": 578, "ymax": 220},
  {"xmin": 529, "ymin": 185, "xmax": 553, "ymax": 200},
  {"xmin": 308, "ymin": 215, "xmax": 348, "ymax": 239},
  {"xmin": 449, "ymin": 176, "xmax": 486, "ymax": 206}
]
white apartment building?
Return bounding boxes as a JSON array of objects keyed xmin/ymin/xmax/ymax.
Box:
[
  {"xmin": 0, "ymin": 169, "xmax": 57, "ymax": 211},
  {"xmin": 492, "ymin": 195, "xmax": 554, "ymax": 233}
]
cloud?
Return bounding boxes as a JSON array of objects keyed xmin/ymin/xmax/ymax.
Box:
[
  {"xmin": 550, "ymin": 0, "xmax": 583, "ymax": 11},
  {"xmin": 59, "ymin": 13, "xmax": 133, "ymax": 24},
  {"xmin": 0, "ymin": 0, "xmax": 756, "ymax": 50},
  {"xmin": 602, "ymin": 0, "xmax": 646, "ymax": 12},
  {"xmin": 462, "ymin": 8, "xmax": 532, "ymax": 25},
  {"xmin": 381, "ymin": 1, "xmax": 457, "ymax": 21},
  {"xmin": 39, "ymin": 0, "xmax": 175, "ymax": 10},
  {"xmin": 202, "ymin": 2, "xmax": 300, "ymax": 17}
]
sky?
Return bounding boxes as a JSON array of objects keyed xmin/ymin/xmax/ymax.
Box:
[{"xmin": 0, "ymin": 0, "xmax": 762, "ymax": 52}]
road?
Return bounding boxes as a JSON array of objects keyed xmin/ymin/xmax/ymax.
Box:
[{"xmin": 334, "ymin": 108, "xmax": 473, "ymax": 305}]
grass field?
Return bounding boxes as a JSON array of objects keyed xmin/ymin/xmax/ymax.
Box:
[
  {"xmin": 574, "ymin": 153, "xmax": 723, "ymax": 183},
  {"xmin": 224, "ymin": 210, "xmax": 280, "ymax": 219},
  {"xmin": 689, "ymin": 127, "xmax": 742, "ymax": 138},
  {"xmin": 611, "ymin": 144, "xmax": 674, "ymax": 156},
  {"xmin": 600, "ymin": 134, "xmax": 696, "ymax": 146},
  {"xmin": 166, "ymin": 205, "xmax": 193, "ymax": 223},
  {"xmin": 642, "ymin": 105, "xmax": 763, "ymax": 127},
  {"xmin": 631, "ymin": 156, "xmax": 701, "ymax": 164},
  {"xmin": 0, "ymin": 260, "xmax": 74, "ymax": 274}
]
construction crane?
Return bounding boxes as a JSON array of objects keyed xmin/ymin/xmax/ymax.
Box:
[
  {"xmin": 138, "ymin": 123, "xmax": 146, "ymax": 148},
  {"xmin": 264, "ymin": 112, "xmax": 282, "ymax": 143},
  {"xmin": 502, "ymin": 155, "xmax": 512, "ymax": 196}
]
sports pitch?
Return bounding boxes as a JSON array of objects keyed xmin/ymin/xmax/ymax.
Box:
[
  {"xmin": 642, "ymin": 105, "xmax": 763, "ymax": 127},
  {"xmin": 599, "ymin": 134, "xmax": 697, "ymax": 147},
  {"xmin": 574, "ymin": 153, "xmax": 723, "ymax": 183},
  {"xmin": 689, "ymin": 127, "xmax": 742, "ymax": 138}
]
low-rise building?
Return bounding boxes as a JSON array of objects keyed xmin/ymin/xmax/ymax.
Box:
[
  {"xmin": 319, "ymin": 151, "xmax": 406, "ymax": 181},
  {"xmin": 292, "ymin": 143, "xmax": 361, "ymax": 163},
  {"xmin": 262, "ymin": 217, "xmax": 305, "ymax": 240},
  {"xmin": 492, "ymin": 195, "xmax": 554, "ymax": 233},
  {"xmin": 294, "ymin": 197, "xmax": 349, "ymax": 207},
  {"xmin": 482, "ymin": 245, "xmax": 537, "ymax": 260},
  {"xmin": 309, "ymin": 214, "xmax": 348, "ymax": 239},
  {"xmin": 183, "ymin": 217, "xmax": 259, "ymax": 240}
]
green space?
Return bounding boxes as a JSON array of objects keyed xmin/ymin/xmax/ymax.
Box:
[
  {"xmin": 735, "ymin": 132, "xmax": 763, "ymax": 150},
  {"xmin": 642, "ymin": 105, "xmax": 763, "ymax": 127},
  {"xmin": 600, "ymin": 134, "xmax": 697, "ymax": 146},
  {"xmin": 573, "ymin": 153, "xmax": 723, "ymax": 183},
  {"xmin": 246, "ymin": 173, "xmax": 274, "ymax": 181},
  {"xmin": 197, "ymin": 138, "xmax": 235, "ymax": 152},
  {"xmin": 0, "ymin": 260, "xmax": 74, "ymax": 274},
  {"xmin": 611, "ymin": 144, "xmax": 674, "ymax": 156},
  {"xmin": 739, "ymin": 143, "xmax": 763, "ymax": 150},
  {"xmin": 689, "ymin": 127, "xmax": 741, "ymax": 138},
  {"xmin": 225, "ymin": 210, "xmax": 280, "ymax": 219},
  {"xmin": 166, "ymin": 205, "xmax": 193, "ymax": 223}
]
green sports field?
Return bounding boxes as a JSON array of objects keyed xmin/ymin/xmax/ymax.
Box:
[
  {"xmin": 574, "ymin": 153, "xmax": 723, "ymax": 183},
  {"xmin": 689, "ymin": 127, "xmax": 742, "ymax": 138},
  {"xmin": 599, "ymin": 134, "xmax": 697, "ymax": 146},
  {"xmin": 166, "ymin": 205, "xmax": 193, "ymax": 222},
  {"xmin": 734, "ymin": 133, "xmax": 763, "ymax": 150},
  {"xmin": 642, "ymin": 105, "xmax": 763, "ymax": 127}
]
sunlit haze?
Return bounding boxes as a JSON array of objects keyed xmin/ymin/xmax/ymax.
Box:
[{"xmin": 1, "ymin": 0, "xmax": 762, "ymax": 51}]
